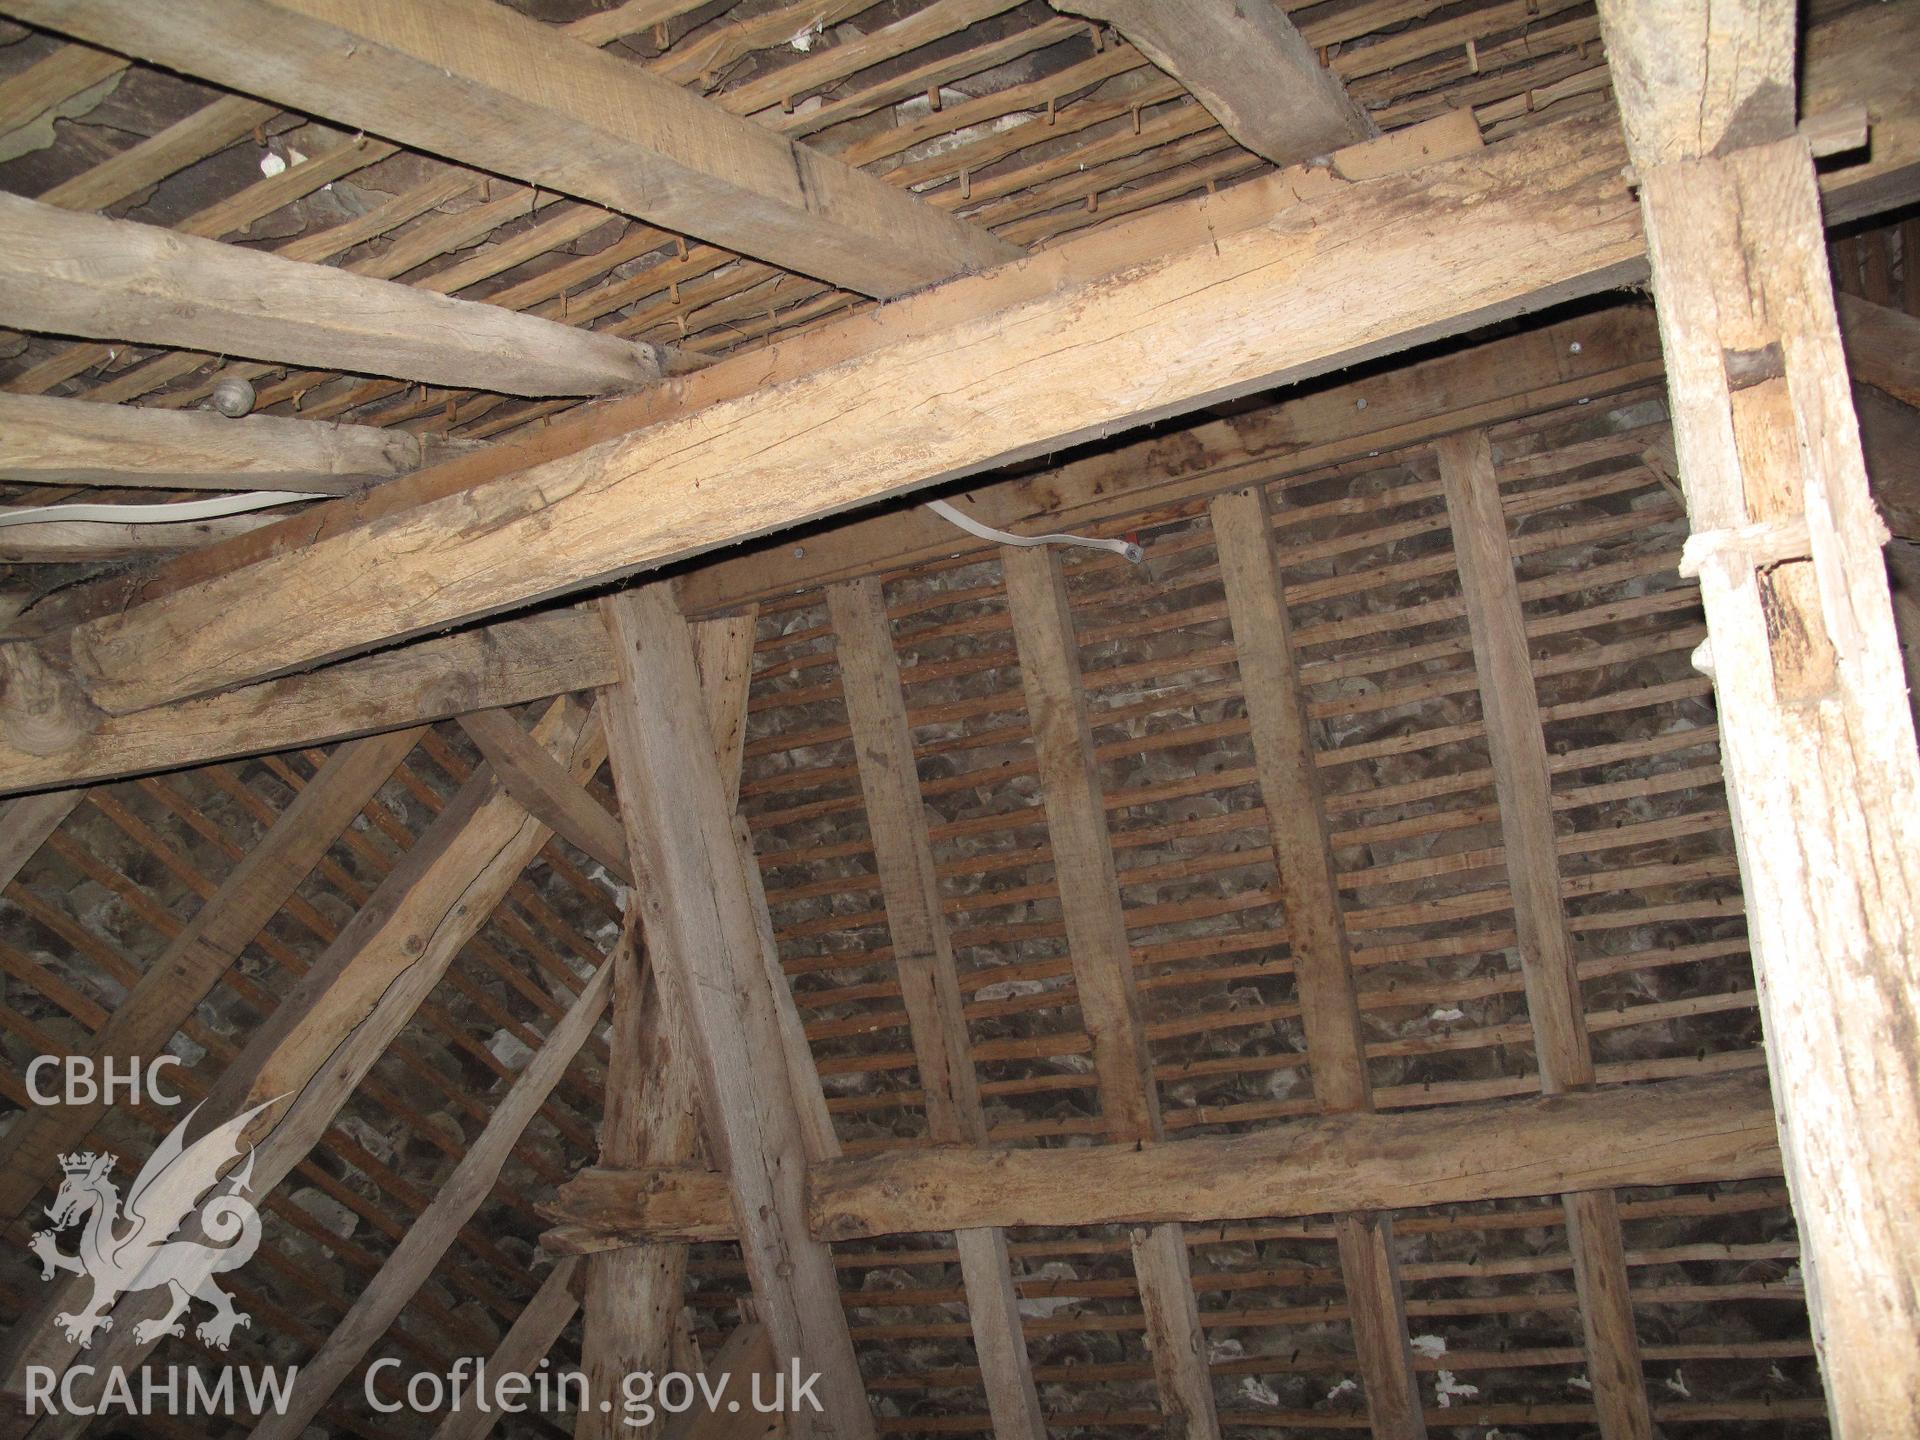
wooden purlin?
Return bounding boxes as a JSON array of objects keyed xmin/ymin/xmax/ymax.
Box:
[
  {"xmin": 826, "ymin": 576, "xmax": 1047, "ymax": 1440},
  {"xmin": 1, "ymin": 0, "xmax": 1019, "ymax": 300},
  {"xmin": 1211, "ymin": 483, "xmax": 1426, "ymax": 1439},
  {"xmin": 999, "ymin": 544, "xmax": 1222, "ymax": 1439},
  {"xmin": 1436, "ymin": 427, "xmax": 1654, "ymax": 1439},
  {"xmin": 546, "ymin": 1070, "xmax": 1782, "ymax": 1243}
]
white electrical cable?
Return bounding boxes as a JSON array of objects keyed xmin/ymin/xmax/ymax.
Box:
[
  {"xmin": 924, "ymin": 497, "xmax": 1143, "ymax": 563},
  {"xmin": 0, "ymin": 490, "xmax": 323, "ymax": 529}
]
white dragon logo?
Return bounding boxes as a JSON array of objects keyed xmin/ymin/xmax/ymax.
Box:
[{"xmin": 28, "ymin": 1098, "xmax": 277, "ymax": 1351}]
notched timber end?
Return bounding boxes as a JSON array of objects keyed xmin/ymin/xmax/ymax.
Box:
[{"xmin": 0, "ymin": 639, "xmax": 103, "ymax": 761}]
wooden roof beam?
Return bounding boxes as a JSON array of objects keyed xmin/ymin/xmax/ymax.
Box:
[
  {"xmin": 0, "ymin": 193, "xmax": 667, "ymax": 397},
  {"xmin": 828, "ymin": 577, "xmax": 1047, "ymax": 1440},
  {"xmin": 1, "ymin": 0, "xmax": 1017, "ymax": 299},
  {"xmin": 543, "ymin": 1070, "xmax": 1783, "ymax": 1244},
  {"xmin": 0, "ymin": 392, "xmax": 476, "ymax": 493},
  {"xmin": 1212, "ymin": 484, "xmax": 1424, "ymax": 1440},
  {"xmin": 1001, "ymin": 545, "xmax": 1220, "ymax": 1440},
  {"xmin": 13, "ymin": 109, "xmax": 1482, "ymax": 642},
  {"xmin": 21, "ymin": 110, "xmax": 1654, "ymax": 729},
  {"xmin": 0, "ymin": 300, "xmax": 1663, "ymax": 797},
  {"xmin": 1437, "ymin": 428, "xmax": 1653, "ymax": 1439},
  {"xmin": 599, "ymin": 583, "xmax": 876, "ymax": 1440},
  {"xmin": 1597, "ymin": 0, "xmax": 1920, "ymax": 1431},
  {"xmin": 11, "ymin": 0, "xmax": 1913, "ymax": 735},
  {"xmin": 429, "ymin": 1258, "xmax": 581, "ymax": 1440},
  {"xmin": 457, "ymin": 706, "xmax": 632, "ymax": 883},
  {"xmin": 1048, "ymin": 0, "xmax": 1373, "ymax": 164},
  {"xmin": 574, "ymin": 612, "xmax": 755, "ymax": 1440},
  {"xmin": 1837, "ymin": 291, "xmax": 1920, "ymax": 409}
]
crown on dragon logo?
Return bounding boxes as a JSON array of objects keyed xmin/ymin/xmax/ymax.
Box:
[{"xmin": 31, "ymin": 1099, "xmax": 281, "ymax": 1353}]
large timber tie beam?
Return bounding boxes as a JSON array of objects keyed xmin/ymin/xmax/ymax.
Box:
[
  {"xmin": 4, "ymin": 0, "xmax": 1914, "ymax": 749},
  {"xmin": 0, "ymin": 304, "xmax": 1668, "ymax": 797},
  {"xmin": 540, "ymin": 1070, "xmax": 1783, "ymax": 1245},
  {"xmin": 1596, "ymin": 1, "xmax": 1920, "ymax": 1432},
  {"xmin": 0, "ymin": 0, "xmax": 1016, "ymax": 298}
]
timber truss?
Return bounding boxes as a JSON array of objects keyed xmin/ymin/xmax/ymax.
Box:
[{"xmin": 0, "ymin": 2, "xmax": 1916, "ymax": 1438}]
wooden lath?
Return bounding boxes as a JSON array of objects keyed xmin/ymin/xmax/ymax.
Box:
[
  {"xmin": 0, "ymin": 700, "xmax": 623, "ymax": 1431},
  {"xmin": 0, "ymin": 368, "xmax": 1836, "ymax": 1438},
  {"xmin": 0, "ymin": 5, "xmax": 1909, "ymax": 1433}
]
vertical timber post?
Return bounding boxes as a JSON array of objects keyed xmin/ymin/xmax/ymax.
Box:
[{"xmin": 1597, "ymin": 2, "xmax": 1920, "ymax": 1432}]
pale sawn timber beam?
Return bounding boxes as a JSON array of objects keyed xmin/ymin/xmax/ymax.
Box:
[
  {"xmin": 573, "ymin": 613, "xmax": 754, "ymax": 1440},
  {"xmin": 456, "ymin": 706, "xmax": 632, "ymax": 883},
  {"xmin": 1597, "ymin": 0, "xmax": 1920, "ymax": 1432},
  {"xmin": 1047, "ymin": 0, "xmax": 1373, "ymax": 164},
  {"xmin": 12, "ymin": 110, "xmax": 1658, "ymax": 722},
  {"xmin": 5, "ymin": 274, "xmax": 1915, "ymax": 796},
  {"xmin": 539, "ymin": 1070, "xmax": 1783, "ymax": 1245},
  {"xmin": 13, "ymin": 0, "xmax": 1916, "ymax": 728},
  {"xmin": 0, "ymin": 193, "xmax": 666, "ymax": 397},
  {"xmin": 0, "ymin": 0, "xmax": 1017, "ymax": 299},
  {"xmin": 0, "ymin": 303, "xmax": 1666, "ymax": 796},
  {"xmin": 12, "ymin": 110, "xmax": 1489, "ymax": 641},
  {"xmin": 0, "ymin": 392, "xmax": 477, "ymax": 493},
  {"xmin": 428, "ymin": 1258, "xmax": 580, "ymax": 1440}
]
